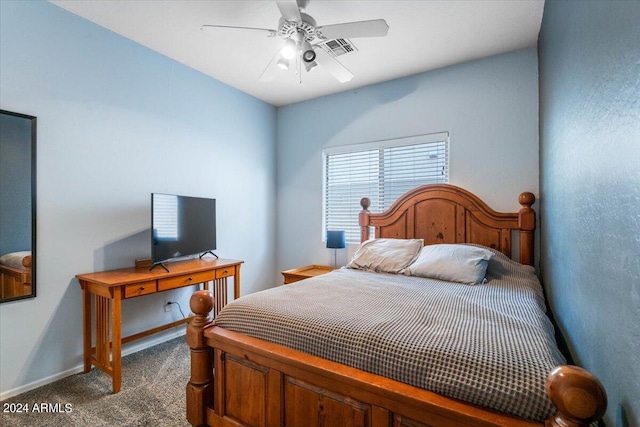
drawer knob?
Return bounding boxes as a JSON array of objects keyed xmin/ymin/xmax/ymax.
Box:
[
  {"xmin": 223, "ymin": 270, "xmax": 228, "ymax": 274},
  {"xmin": 188, "ymin": 277, "xmax": 193, "ymax": 281},
  {"xmin": 139, "ymin": 287, "xmax": 145, "ymax": 291}
]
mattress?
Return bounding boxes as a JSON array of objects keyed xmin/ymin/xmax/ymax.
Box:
[{"xmin": 214, "ymin": 248, "xmax": 565, "ymax": 422}]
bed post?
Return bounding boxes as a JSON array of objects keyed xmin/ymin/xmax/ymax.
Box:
[
  {"xmin": 518, "ymin": 192, "xmax": 536, "ymax": 266},
  {"xmin": 186, "ymin": 290, "xmax": 214, "ymax": 427},
  {"xmin": 360, "ymin": 197, "xmax": 371, "ymax": 242},
  {"xmin": 545, "ymin": 365, "xmax": 607, "ymax": 427}
]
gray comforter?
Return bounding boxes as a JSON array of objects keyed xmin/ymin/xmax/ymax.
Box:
[{"xmin": 214, "ymin": 249, "xmax": 565, "ymax": 422}]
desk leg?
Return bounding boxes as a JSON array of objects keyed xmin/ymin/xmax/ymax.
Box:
[
  {"xmin": 112, "ymin": 290, "xmax": 122, "ymax": 393},
  {"xmin": 81, "ymin": 282, "xmax": 91, "ymax": 373},
  {"xmin": 213, "ymin": 279, "xmax": 227, "ymax": 318},
  {"xmin": 234, "ymin": 265, "xmax": 241, "ymax": 300}
]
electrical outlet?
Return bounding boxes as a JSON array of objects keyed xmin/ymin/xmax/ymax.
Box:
[{"xmin": 164, "ymin": 300, "xmax": 172, "ymax": 312}]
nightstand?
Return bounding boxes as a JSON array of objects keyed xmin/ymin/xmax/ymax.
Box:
[{"xmin": 281, "ymin": 265, "xmax": 337, "ymax": 284}]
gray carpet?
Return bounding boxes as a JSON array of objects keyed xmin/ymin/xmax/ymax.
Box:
[{"xmin": 1, "ymin": 336, "xmax": 191, "ymax": 427}]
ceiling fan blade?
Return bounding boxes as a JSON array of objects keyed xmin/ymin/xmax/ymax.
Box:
[
  {"xmin": 317, "ymin": 19, "xmax": 389, "ymax": 40},
  {"xmin": 201, "ymin": 25, "xmax": 276, "ymax": 37},
  {"xmin": 276, "ymin": 0, "xmax": 302, "ymax": 22},
  {"xmin": 259, "ymin": 48, "xmax": 284, "ymax": 82},
  {"xmin": 314, "ymin": 47, "xmax": 353, "ymax": 83}
]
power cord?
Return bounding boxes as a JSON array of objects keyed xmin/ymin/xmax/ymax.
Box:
[{"xmin": 167, "ymin": 301, "xmax": 186, "ymax": 319}]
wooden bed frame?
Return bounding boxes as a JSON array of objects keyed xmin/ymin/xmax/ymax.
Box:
[
  {"xmin": 0, "ymin": 254, "xmax": 32, "ymax": 299},
  {"xmin": 186, "ymin": 184, "xmax": 607, "ymax": 427}
]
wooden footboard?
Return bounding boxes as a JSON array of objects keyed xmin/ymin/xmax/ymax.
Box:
[
  {"xmin": 186, "ymin": 291, "xmax": 607, "ymax": 427},
  {"xmin": 0, "ymin": 263, "xmax": 32, "ymax": 299}
]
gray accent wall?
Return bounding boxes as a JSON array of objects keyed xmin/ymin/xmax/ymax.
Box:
[{"xmin": 538, "ymin": 1, "xmax": 640, "ymax": 426}]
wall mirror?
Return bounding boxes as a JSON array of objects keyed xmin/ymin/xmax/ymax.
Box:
[{"xmin": 0, "ymin": 110, "xmax": 36, "ymax": 303}]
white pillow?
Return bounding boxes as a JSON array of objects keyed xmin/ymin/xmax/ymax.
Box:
[
  {"xmin": 0, "ymin": 251, "xmax": 31, "ymax": 269},
  {"xmin": 347, "ymin": 238, "xmax": 423, "ymax": 274},
  {"xmin": 404, "ymin": 244, "xmax": 494, "ymax": 285}
]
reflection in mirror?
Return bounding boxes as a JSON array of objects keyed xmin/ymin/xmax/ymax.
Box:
[{"xmin": 0, "ymin": 110, "xmax": 36, "ymax": 303}]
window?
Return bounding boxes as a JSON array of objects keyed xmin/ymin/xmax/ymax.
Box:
[{"xmin": 323, "ymin": 132, "xmax": 449, "ymax": 242}]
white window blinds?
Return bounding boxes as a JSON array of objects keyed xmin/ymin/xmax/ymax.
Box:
[
  {"xmin": 323, "ymin": 132, "xmax": 449, "ymax": 243},
  {"xmin": 153, "ymin": 194, "xmax": 178, "ymax": 241}
]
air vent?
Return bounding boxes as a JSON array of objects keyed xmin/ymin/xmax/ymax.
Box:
[{"xmin": 319, "ymin": 38, "xmax": 358, "ymax": 57}]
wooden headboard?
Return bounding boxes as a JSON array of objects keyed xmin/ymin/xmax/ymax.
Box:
[{"xmin": 359, "ymin": 184, "xmax": 536, "ymax": 266}]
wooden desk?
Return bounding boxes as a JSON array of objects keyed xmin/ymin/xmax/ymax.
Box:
[{"xmin": 76, "ymin": 257, "xmax": 243, "ymax": 393}]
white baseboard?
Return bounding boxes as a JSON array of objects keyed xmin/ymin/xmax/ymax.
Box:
[{"xmin": 0, "ymin": 330, "xmax": 186, "ymax": 401}]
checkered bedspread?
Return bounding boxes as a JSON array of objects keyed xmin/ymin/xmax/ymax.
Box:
[{"xmin": 214, "ymin": 249, "xmax": 565, "ymax": 422}]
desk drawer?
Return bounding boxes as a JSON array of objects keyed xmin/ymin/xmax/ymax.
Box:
[
  {"xmin": 216, "ymin": 266, "xmax": 235, "ymax": 279},
  {"xmin": 124, "ymin": 281, "xmax": 157, "ymax": 298},
  {"xmin": 158, "ymin": 270, "xmax": 216, "ymax": 292}
]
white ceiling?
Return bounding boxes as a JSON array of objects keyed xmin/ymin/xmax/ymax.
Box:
[{"xmin": 49, "ymin": 1, "xmax": 545, "ymax": 107}]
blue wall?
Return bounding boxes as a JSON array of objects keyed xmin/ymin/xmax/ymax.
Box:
[
  {"xmin": 0, "ymin": 0, "xmax": 276, "ymax": 396},
  {"xmin": 538, "ymin": 1, "xmax": 640, "ymax": 426},
  {"xmin": 276, "ymin": 48, "xmax": 540, "ymax": 274}
]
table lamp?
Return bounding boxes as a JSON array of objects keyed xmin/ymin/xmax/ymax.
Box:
[{"xmin": 326, "ymin": 230, "xmax": 346, "ymax": 267}]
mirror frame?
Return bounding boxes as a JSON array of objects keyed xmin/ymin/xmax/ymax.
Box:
[{"xmin": 0, "ymin": 109, "xmax": 37, "ymax": 303}]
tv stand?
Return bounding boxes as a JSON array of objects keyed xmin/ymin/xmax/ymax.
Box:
[
  {"xmin": 76, "ymin": 257, "xmax": 243, "ymax": 394},
  {"xmin": 200, "ymin": 250, "xmax": 218, "ymax": 259},
  {"xmin": 149, "ymin": 262, "xmax": 169, "ymax": 272}
]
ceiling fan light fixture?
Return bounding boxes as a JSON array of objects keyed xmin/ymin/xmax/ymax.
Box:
[
  {"xmin": 277, "ymin": 56, "xmax": 290, "ymax": 70},
  {"xmin": 302, "ymin": 50, "xmax": 316, "ymax": 62},
  {"xmin": 301, "ymin": 40, "xmax": 316, "ymax": 63},
  {"xmin": 304, "ymin": 59, "xmax": 317, "ymax": 72},
  {"xmin": 281, "ymin": 38, "xmax": 297, "ymax": 59}
]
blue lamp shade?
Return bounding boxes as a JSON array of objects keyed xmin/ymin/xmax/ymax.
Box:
[{"xmin": 326, "ymin": 230, "xmax": 346, "ymax": 249}]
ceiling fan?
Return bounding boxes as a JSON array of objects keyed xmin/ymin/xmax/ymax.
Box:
[{"xmin": 201, "ymin": 0, "xmax": 389, "ymax": 83}]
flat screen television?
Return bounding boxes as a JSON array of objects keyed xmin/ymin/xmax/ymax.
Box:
[{"xmin": 151, "ymin": 193, "xmax": 216, "ymax": 269}]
